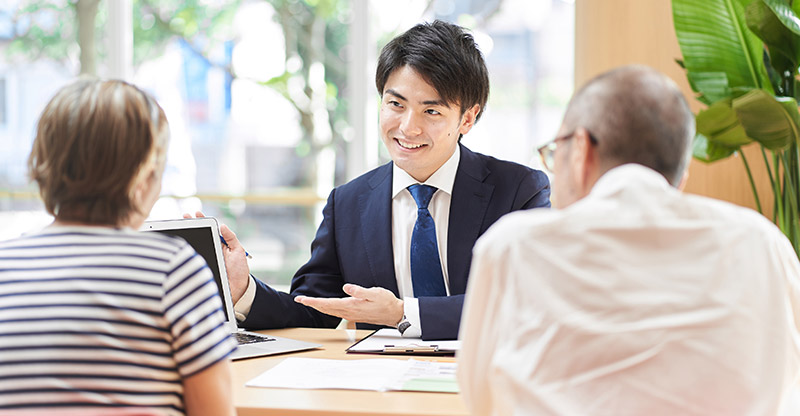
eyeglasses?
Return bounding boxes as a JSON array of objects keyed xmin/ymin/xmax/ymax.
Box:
[{"xmin": 537, "ymin": 130, "xmax": 598, "ymax": 173}]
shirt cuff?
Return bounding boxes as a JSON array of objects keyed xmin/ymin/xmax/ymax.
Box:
[
  {"xmin": 233, "ymin": 275, "xmax": 257, "ymax": 322},
  {"xmin": 400, "ymin": 297, "xmax": 422, "ymax": 338}
]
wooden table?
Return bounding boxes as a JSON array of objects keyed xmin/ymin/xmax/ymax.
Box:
[{"xmin": 232, "ymin": 328, "xmax": 468, "ymax": 416}]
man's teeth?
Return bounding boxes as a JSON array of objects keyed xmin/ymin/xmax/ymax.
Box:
[{"xmin": 398, "ymin": 139, "xmax": 424, "ymax": 149}]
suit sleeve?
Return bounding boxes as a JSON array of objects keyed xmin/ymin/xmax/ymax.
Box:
[
  {"xmin": 520, "ymin": 169, "xmax": 551, "ymax": 210},
  {"xmin": 239, "ymin": 190, "xmax": 345, "ymax": 330},
  {"xmin": 417, "ymin": 166, "xmax": 550, "ymax": 340},
  {"xmin": 418, "ymin": 294, "xmax": 464, "ymax": 340}
]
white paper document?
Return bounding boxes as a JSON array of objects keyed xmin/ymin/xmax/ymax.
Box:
[
  {"xmin": 346, "ymin": 328, "xmax": 461, "ymax": 354},
  {"xmin": 246, "ymin": 357, "xmax": 459, "ymax": 393}
]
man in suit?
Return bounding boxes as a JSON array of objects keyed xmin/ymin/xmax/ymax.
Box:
[{"xmin": 216, "ymin": 20, "xmax": 550, "ymax": 340}]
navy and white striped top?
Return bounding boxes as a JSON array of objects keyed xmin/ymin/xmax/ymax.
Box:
[{"xmin": 0, "ymin": 226, "xmax": 236, "ymax": 416}]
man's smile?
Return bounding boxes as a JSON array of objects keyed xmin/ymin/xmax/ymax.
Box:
[{"xmin": 396, "ymin": 138, "xmax": 427, "ymax": 149}]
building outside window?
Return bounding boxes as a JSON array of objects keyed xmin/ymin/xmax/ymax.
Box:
[{"xmin": 0, "ymin": 0, "xmax": 573, "ymax": 289}]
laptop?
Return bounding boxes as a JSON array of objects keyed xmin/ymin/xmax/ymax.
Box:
[{"xmin": 141, "ymin": 217, "xmax": 320, "ymax": 360}]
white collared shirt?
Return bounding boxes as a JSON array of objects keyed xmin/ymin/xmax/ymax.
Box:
[
  {"xmin": 459, "ymin": 164, "xmax": 800, "ymax": 416},
  {"xmin": 391, "ymin": 147, "xmax": 460, "ymax": 337}
]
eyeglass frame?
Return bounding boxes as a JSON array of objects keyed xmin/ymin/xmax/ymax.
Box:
[{"xmin": 537, "ymin": 129, "xmax": 598, "ymax": 173}]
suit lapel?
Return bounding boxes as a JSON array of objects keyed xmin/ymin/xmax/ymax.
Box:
[
  {"xmin": 359, "ymin": 162, "xmax": 399, "ymax": 296},
  {"xmin": 448, "ymin": 145, "xmax": 493, "ymax": 295}
]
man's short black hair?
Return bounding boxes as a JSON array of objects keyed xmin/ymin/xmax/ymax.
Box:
[{"xmin": 376, "ymin": 20, "xmax": 490, "ymax": 121}]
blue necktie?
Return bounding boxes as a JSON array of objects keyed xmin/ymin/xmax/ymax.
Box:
[{"xmin": 408, "ymin": 184, "xmax": 446, "ymax": 297}]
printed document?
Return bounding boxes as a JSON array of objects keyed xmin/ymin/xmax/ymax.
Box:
[{"xmin": 246, "ymin": 357, "xmax": 458, "ymax": 393}]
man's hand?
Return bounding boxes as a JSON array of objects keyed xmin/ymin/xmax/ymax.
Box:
[
  {"xmin": 294, "ymin": 284, "xmax": 404, "ymax": 327},
  {"xmin": 183, "ymin": 211, "xmax": 251, "ymax": 303}
]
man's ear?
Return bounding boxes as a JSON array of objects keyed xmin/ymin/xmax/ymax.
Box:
[
  {"xmin": 458, "ymin": 104, "xmax": 481, "ymax": 135},
  {"xmin": 569, "ymin": 127, "xmax": 597, "ymax": 196},
  {"xmin": 677, "ymin": 168, "xmax": 690, "ymax": 190}
]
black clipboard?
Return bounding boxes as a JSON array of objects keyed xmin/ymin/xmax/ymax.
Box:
[{"xmin": 346, "ymin": 328, "xmax": 459, "ymax": 356}]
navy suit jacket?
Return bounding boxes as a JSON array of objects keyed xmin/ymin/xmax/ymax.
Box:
[{"xmin": 241, "ymin": 144, "xmax": 550, "ymax": 340}]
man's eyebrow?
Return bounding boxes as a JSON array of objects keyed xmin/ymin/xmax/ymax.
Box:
[
  {"xmin": 384, "ymin": 89, "xmax": 407, "ymax": 101},
  {"xmin": 384, "ymin": 88, "xmax": 450, "ymax": 108},
  {"xmin": 421, "ymin": 98, "xmax": 449, "ymax": 107}
]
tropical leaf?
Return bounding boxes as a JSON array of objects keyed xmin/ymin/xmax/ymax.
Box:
[
  {"xmin": 746, "ymin": 0, "xmax": 800, "ymax": 77},
  {"xmin": 673, "ymin": 0, "xmax": 774, "ymax": 99},
  {"xmin": 795, "ymin": 78, "xmax": 800, "ymax": 101},
  {"xmin": 762, "ymin": 49, "xmax": 786, "ymax": 94},
  {"xmin": 763, "ymin": 0, "xmax": 800, "ymax": 35},
  {"xmin": 696, "ymin": 98, "xmax": 753, "ymax": 146},
  {"xmin": 692, "ymin": 133, "xmax": 738, "ymax": 162},
  {"xmin": 673, "ymin": 0, "xmax": 800, "ymax": 258},
  {"xmin": 733, "ymin": 88, "xmax": 800, "ymax": 150},
  {"xmin": 687, "ymin": 72, "xmax": 730, "ymax": 104}
]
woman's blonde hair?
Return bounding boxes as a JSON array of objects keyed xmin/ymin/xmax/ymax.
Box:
[{"xmin": 28, "ymin": 79, "xmax": 169, "ymax": 226}]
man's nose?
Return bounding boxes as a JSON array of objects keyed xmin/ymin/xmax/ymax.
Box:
[{"xmin": 399, "ymin": 111, "xmax": 423, "ymax": 136}]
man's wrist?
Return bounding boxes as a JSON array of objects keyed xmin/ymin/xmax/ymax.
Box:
[
  {"xmin": 392, "ymin": 297, "xmax": 404, "ymax": 327},
  {"xmin": 233, "ymin": 274, "xmax": 257, "ymax": 322},
  {"xmin": 397, "ymin": 297, "xmax": 422, "ymax": 338},
  {"xmin": 397, "ymin": 315, "xmax": 411, "ymax": 335},
  {"xmin": 231, "ymin": 273, "xmax": 251, "ymax": 304}
]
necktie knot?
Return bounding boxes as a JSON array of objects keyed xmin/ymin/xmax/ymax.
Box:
[{"xmin": 408, "ymin": 184, "xmax": 437, "ymax": 210}]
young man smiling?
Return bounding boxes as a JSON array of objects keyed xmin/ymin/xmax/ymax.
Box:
[{"xmin": 215, "ymin": 20, "xmax": 551, "ymax": 340}]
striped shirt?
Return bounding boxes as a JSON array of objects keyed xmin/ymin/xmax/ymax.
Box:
[{"xmin": 0, "ymin": 226, "xmax": 236, "ymax": 416}]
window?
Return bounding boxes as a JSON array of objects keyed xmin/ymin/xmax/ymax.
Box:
[
  {"xmin": 0, "ymin": 0, "xmax": 574, "ymax": 289},
  {"xmin": 0, "ymin": 78, "xmax": 6, "ymax": 126}
]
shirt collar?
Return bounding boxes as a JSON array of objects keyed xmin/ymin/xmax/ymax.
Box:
[
  {"xmin": 392, "ymin": 145, "xmax": 461, "ymax": 198},
  {"xmin": 588, "ymin": 163, "xmax": 673, "ymax": 199}
]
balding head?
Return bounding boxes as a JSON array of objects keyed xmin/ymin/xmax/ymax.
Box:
[{"xmin": 561, "ymin": 65, "xmax": 694, "ymax": 187}]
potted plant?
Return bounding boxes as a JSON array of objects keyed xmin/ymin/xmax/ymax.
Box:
[{"xmin": 673, "ymin": 0, "xmax": 800, "ymax": 256}]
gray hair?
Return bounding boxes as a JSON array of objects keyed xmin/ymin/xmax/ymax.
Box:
[{"xmin": 562, "ymin": 65, "xmax": 695, "ymax": 186}]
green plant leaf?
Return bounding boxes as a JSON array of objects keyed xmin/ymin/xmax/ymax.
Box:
[
  {"xmin": 692, "ymin": 133, "xmax": 738, "ymax": 162},
  {"xmin": 733, "ymin": 88, "xmax": 800, "ymax": 149},
  {"xmin": 746, "ymin": 0, "xmax": 800, "ymax": 77},
  {"xmin": 763, "ymin": 0, "xmax": 800, "ymax": 35},
  {"xmin": 696, "ymin": 98, "xmax": 754, "ymax": 146},
  {"xmin": 794, "ymin": 78, "xmax": 800, "ymax": 100},
  {"xmin": 687, "ymin": 72, "xmax": 730, "ymax": 104},
  {"xmin": 673, "ymin": 0, "xmax": 774, "ymax": 98},
  {"xmin": 762, "ymin": 49, "xmax": 787, "ymax": 94}
]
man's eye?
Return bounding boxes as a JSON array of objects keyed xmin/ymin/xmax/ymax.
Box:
[
  {"xmin": 389, "ymin": 100, "xmax": 402, "ymax": 107},
  {"xmin": 426, "ymin": 109, "xmax": 440, "ymax": 115}
]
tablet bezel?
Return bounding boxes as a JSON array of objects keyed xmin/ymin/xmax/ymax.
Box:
[{"xmin": 141, "ymin": 217, "xmax": 238, "ymax": 331}]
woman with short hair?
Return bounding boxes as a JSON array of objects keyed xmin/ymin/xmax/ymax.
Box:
[{"xmin": 0, "ymin": 79, "xmax": 237, "ymax": 416}]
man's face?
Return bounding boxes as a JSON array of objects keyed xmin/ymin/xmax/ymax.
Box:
[{"xmin": 379, "ymin": 65, "xmax": 477, "ymax": 182}]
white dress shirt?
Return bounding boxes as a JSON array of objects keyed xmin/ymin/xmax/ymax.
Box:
[
  {"xmin": 235, "ymin": 148, "xmax": 460, "ymax": 336},
  {"xmin": 458, "ymin": 164, "xmax": 800, "ymax": 416},
  {"xmin": 391, "ymin": 147, "xmax": 459, "ymax": 337}
]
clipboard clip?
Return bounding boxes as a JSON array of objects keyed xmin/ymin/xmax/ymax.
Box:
[{"xmin": 382, "ymin": 344, "xmax": 439, "ymax": 353}]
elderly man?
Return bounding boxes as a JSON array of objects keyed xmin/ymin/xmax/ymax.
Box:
[{"xmin": 458, "ymin": 65, "xmax": 800, "ymax": 415}]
